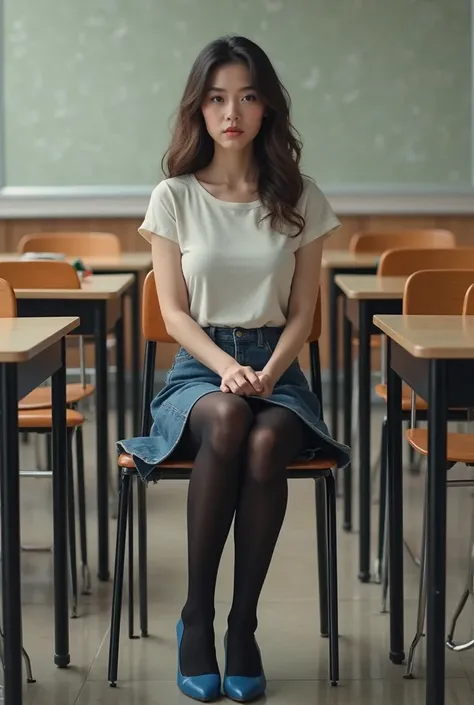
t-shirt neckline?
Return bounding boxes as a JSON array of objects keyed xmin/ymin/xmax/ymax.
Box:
[{"xmin": 189, "ymin": 174, "xmax": 261, "ymax": 210}]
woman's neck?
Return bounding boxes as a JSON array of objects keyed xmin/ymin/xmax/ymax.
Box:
[{"xmin": 201, "ymin": 144, "xmax": 257, "ymax": 187}]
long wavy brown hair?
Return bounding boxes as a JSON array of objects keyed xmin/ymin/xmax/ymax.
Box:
[{"xmin": 162, "ymin": 35, "xmax": 306, "ymax": 236}]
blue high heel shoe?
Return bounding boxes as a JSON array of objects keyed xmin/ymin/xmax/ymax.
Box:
[
  {"xmin": 176, "ymin": 620, "xmax": 221, "ymax": 702},
  {"xmin": 223, "ymin": 632, "xmax": 267, "ymax": 703}
]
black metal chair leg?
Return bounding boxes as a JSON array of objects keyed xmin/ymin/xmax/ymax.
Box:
[
  {"xmin": 128, "ymin": 479, "xmax": 139, "ymax": 640},
  {"xmin": 67, "ymin": 431, "xmax": 78, "ymax": 618},
  {"xmin": 375, "ymin": 418, "xmax": 388, "ymax": 583},
  {"xmin": 108, "ymin": 472, "xmax": 131, "ymax": 687},
  {"xmin": 138, "ymin": 481, "xmax": 149, "ymax": 637},
  {"xmin": 315, "ymin": 478, "xmax": 329, "ymax": 637},
  {"xmin": 75, "ymin": 425, "xmax": 91, "ymax": 595},
  {"xmin": 325, "ymin": 472, "xmax": 339, "ymax": 686}
]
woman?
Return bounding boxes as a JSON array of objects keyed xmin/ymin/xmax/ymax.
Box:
[{"xmin": 120, "ymin": 35, "xmax": 350, "ymax": 702}]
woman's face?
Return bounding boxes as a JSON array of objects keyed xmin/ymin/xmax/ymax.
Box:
[{"xmin": 201, "ymin": 62, "xmax": 266, "ymax": 152}]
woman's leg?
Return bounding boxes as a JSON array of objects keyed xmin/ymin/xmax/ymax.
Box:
[
  {"xmin": 180, "ymin": 392, "xmax": 254, "ymax": 676},
  {"xmin": 226, "ymin": 405, "xmax": 306, "ymax": 676}
]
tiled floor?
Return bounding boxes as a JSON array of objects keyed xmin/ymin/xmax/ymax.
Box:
[{"xmin": 13, "ymin": 405, "xmax": 474, "ymax": 703}]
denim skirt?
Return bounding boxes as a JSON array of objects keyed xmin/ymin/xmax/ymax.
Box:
[{"xmin": 118, "ymin": 326, "xmax": 350, "ymax": 482}]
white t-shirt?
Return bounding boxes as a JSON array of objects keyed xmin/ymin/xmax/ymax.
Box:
[{"xmin": 139, "ymin": 173, "xmax": 340, "ymax": 329}]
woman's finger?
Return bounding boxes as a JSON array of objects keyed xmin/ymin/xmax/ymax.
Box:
[
  {"xmin": 244, "ymin": 367, "xmax": 263, "ymax": 393},
  {"xmin": 235, "ymin": 373, "xmax": 254, "ymax": 396},
  {"xmin": 229, "ymin": 379, "xmax": 244, "ymax": 395}
]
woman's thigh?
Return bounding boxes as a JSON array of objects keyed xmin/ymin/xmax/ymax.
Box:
[{"xmin": 168, "ymin": 392, "xmax": 255, "ymax": 461}]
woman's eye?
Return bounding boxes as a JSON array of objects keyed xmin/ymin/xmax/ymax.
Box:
[
  {"xmin": 211, "ymin": 96, "xmax": 224, "ymax": 103},
  {"xmin": 243, "ymin": 94, "xmax": 257, "ymax": 102}
]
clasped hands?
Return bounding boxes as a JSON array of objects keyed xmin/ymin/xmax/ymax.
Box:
[{"xmin": 220, "ymin": 362, "xmax": 275, "ymax": 398}]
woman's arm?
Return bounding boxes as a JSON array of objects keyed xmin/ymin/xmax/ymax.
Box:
[
  {"xmin": 151, "ymin": 235, "xmax": 262, "ymax": 395},
  {"xmin": 261, "ymin": 237, "xmax": 324, "ymax": 387}
]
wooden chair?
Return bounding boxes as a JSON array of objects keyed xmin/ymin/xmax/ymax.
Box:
[
  {"xmin": 0, "ymin": 261, "xmax": 93, "ymax": 600},
  {"xmin": 380, "ymin": 270, "xmax": 474, "ymax": 677},
  {"xmin": 375, "ymin": 249, "xmax": 474, "ymax": 410},
  {"xmin": 349, "ymin": 234, "xmax": 455, "ymax": 457},
  {"xmin": 0, "ymin": 277, "xmax": 17, "ymax": 315},
  {"xmin": 0, "ymin": 278, "xmax": 86, "ymax": 618},
  {"xmin": 17, "ymin": 232, "xmax": 121, "ymax": 386},
  {"xmin": 463, "ymin": 283, "xmax": 474, "ymax": 314},
  {"xmin": 107, "ymin": 272, "xmax": 342, "ymax": 688},
  {"xmin": 378, "ymin": 246, "xmax": 474, "ymax": 277},
  {"xmin": 18, "ymin": 231, "xmax": 121, "ymax": 257},
  {"xmin": 376, "ymin": 270, "xmax": 474, "ymax": 584},
  {"xmin": 350, "ymin": 229, "xmax": 456, "ymax": 253}
]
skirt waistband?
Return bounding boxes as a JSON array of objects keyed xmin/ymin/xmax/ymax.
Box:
[{"xmin": 203, "ymin": 326, "xmax": 284, "ymax": 347}]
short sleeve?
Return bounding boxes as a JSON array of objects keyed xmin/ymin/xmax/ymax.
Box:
[
  {"xmin": 298, "ymin": 177, "xmax": 341, "ymax": 248},
  {"xmin": 138, "ymin": 180, "xmax": 178, "ymax": 244}
]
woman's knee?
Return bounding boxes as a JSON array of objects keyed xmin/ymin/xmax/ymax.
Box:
[
  {"xmin": 245, "ymin": 412, "xmax": 304, "ymax": 484},
  {"xmin": 201, "ymin": 394, "xmax": 254, "ymax": 454}
]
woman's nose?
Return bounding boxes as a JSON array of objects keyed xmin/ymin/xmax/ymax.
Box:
[{"xmin": 226, "ymin": 100, "xmax": 241, "ymax": 121}]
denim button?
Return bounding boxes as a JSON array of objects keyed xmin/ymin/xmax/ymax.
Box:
[{"xmin": 235, "ymin": 330, "xmax": 244, "ymax": 338}]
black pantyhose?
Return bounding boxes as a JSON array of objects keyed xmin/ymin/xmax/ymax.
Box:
[{"xmin": 179, "ymin": 394, "xmax": 305, "ymax": 678}]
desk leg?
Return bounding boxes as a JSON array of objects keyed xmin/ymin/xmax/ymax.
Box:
[
  {"xmin": 131, "ymin": 275, "xmax": 141, "ymax": 437},
  {"xmin": 96, "ymin": 307, "xmax": 110, "ymax": 581},
  {"xmin": 342, "ymin": 299, "xmax": 352, "ymax": 531},
  {"xmin": 51, "ymin": 340, "xmax": 70, "ymax": 667},
  {"xmin": 358, "ymin": 302, "xmax": 371, "ymax": 582},
  {"xmin": 0, "ymin": 363, "xmax": 23, "ymax": 705},
  {"xmin": 426, "ymin": 360, "xmax": 447, "ymax": 705},
  {"xmin": 329, "ymin": 272, "xmax": 339, "ymax": 440},
  {"xmin": 387, "ymin": 340, "xmax": 405, "ymax": 664}
]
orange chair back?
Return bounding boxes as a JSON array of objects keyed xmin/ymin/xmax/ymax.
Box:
[
  {"xmin": 350, "ymin": 229, "xmax": 455, "ymax": 254},
  {"xmin": 378, "ymin": 247, "xmax": 474, "ymax": 277},
  {"xmin": 142, "ymin": 271, "xmax": 322, "ymax": 343},
  {"xmin": 403, "ymin": 270, "xmax": 474, "ymax": 314},
  {"xmin": 18, "ymin": 232, "xmax": 121, "ymax": 257},
  {"xmin": 463, "ymin": 284, "xmax": 474, "ymax": 315},
  {"xmin": 0, "ymin": 278, "xmax": 17, "ymax": 317},
  {"xmin": 0, "ymin": 261, "xmax": 81, "ymax": 289}
]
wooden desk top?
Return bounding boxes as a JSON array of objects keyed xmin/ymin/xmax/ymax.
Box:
[
  {"xmin": 321, "ymin": 250, "xmax": 379, "ymax": 269},
  {"xmin": 0, "ymin": 252, "xmax": 152, "ymax": 272},
  {"xmin": 0, "ymin": 317, "xmax": 79, "ymax": 362},
  {"xmin": 335, "ymin": 274, "xmax": 407, "ymax": 299},
  {"xmin": 373, "ymin": 315, "xmax": 474, "ymax": 359},
  {"xmin": 13, "ymin": 273, "xmax": 134, "ymax": 300}
]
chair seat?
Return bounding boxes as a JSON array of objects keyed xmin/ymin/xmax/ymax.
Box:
[
  {"xmin": 375, "ymin": 383, "xmax": 428, "ymax": 410},
  {"xmin": 19, "ymin": 383, "xmax": 95, "ymax": 410},
  {"xmin": 18, "ymin": 408, "xmax": 84, "ymax": 429},
  {"xmin": 117, "ymin": 452, "xmax": 337, "ymax": 472},
  {"xmin": 406, "ymin": 429, "xmax": 474, "ymax": 463}
]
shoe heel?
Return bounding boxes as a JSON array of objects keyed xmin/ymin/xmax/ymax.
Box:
[
  {"xmin": 176, "ymin": 620, "xmax": 221, "ymax": 702},
  {"xmin": 223, "ymin": 632, "xmax": 267, "ymax": 703}
]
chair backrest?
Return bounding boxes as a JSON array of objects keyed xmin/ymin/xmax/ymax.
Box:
[
  {"xmin": 350, "ymin": 229, "xmax": 456, "ymax": 254},
  {"xmin": 141, "ymin": 271, "xmax": 322, "ymax": 343},
  {"xmin": 0, "ymin": 278, "xmax": 17, "ymax": 317},
  {"xmin": 403, "ymin": 270, "xmax": 474, "ymax": 314},
  {"xmin": 378, "ymin": 247, "xmax": 474, "ymax": 277},
  {"xmin": 0, "ymin": 261, "xmax": 81, "ymax": 289},
  {"xmin": 463, "ymin": 283, "xmax": 474, "ymax": 315},
  {"xmin": 17, "ymin": 231, "xmax": 122, "ymax": 257}
]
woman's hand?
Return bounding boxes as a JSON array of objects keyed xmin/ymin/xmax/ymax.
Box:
[
  {"xmin": 220, "ymin": 362, "xmax": 263, "ymax": 396},
  {"xmin": 254, "ymin": 370, "xmax": 275, "ymax": 398}
]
